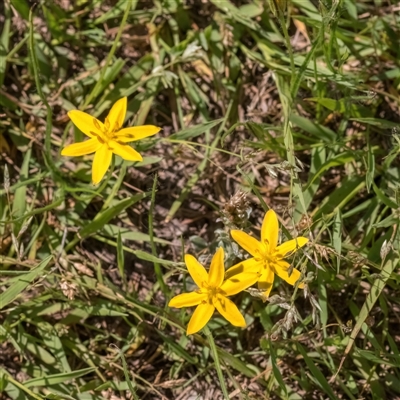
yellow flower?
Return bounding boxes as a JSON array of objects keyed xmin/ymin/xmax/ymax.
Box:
[
  {"xmin": 169, "ymin": 247, "xmax": 259, "ymax": 335},
  {"xmin": 227, "ymin": 209, "xmax": 308, "ymax": 297},
  {"xmin": 61, "ymin": 97, "xmax": 161, "ymax": 184}
]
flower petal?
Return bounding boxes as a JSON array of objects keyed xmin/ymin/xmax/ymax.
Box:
[
  {"xmin": 220, "ymin": 272, "xmax": 259, "ymax": 296},
  {"xmin": 225, "ymin": 258, "xmax": 261, "ymax": 279},
  {"xmin": 106, "ymin": 97, "xmax": 127, "ymax": 132},
  {"xmin": 261, "ymin": 209, "xmax": 279, "ymax": 252},
  {"xmin": 214, "ymin": 295, "xmax": 246, "ymax": 328},
  {"xmin": 109, "ymin": 141, "xmax": 143, "ymax": 162},
  {"xmin": 274, "ymin": 260, "xmax": 304, "ymax": 288},
  {"xmin": 92, "ymin": 145, "xmax": 112, "ymax": 184},
  {"xmin": 187, "ymin": 302, "xmax": 214, "ymax": 335},
  {"xmin": 231, "ymin": 230, "xmax": 261, "ymax": 257},
  {"xmin": 115, "ymin": 125, "xmax": 161, "ymax": 142},
  {"xmin": 68, "ymin": 110, "xmax": 104, "ymax": 139},
  {"xmin": 276, "ymin": 237, "xmax": 308, "ymax": 258},
  {"xmin": 168, "ymin": 291, "xmax": 207, "ymax": 308},
  {"xmin": 257, "ymin": 266, "xmax": 275, "ymax": 297},
  {"xmin": 61, "ymin": 138, "xmax": 101, "ymax": 157},
  {"xmin": 208, "ymin": 247, "xmax": 224, "ymax": 287},
  {"xmin": 185, "ymin": 254, "xmax": 208, "ymax": 289}
]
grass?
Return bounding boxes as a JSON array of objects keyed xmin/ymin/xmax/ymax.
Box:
[{"xmin": 1, "ymin": 0, "xmax": 400, "ymax": 399}]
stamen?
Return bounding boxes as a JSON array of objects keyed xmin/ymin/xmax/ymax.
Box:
[
  {"xmin": 90, "ymin": 131, "xmax": 105, "ymax": 144},
  {"xmin": 104, "ymin": 117, "xmax": 110, "ymax": 131},
  {"xmin": 254, "ymin": 248, "xmax": 263, "ymax": 261},
  {"xmin": 93, "ymin": 118, "xmax": 102, "ymax": 131}
]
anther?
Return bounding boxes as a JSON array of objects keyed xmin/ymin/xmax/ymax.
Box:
[
  {"xmin": 93, "ymin": 119, "xmax": 102, "ymax": 131},
  {"xmin": 104, "ymin": 117, "xmax": 110, "ymax": 131},
  {"xmin": 90, "ymin": 131, "xmax": 105, "ymax": 144}
]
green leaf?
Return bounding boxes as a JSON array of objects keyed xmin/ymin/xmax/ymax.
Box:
[
  {"xmin": 296, "ymin": 343, "xmax": 337, "ymax": 400},
  {"xmin": 0, "ymin": 256, "xmax": 52, "ymax": 310},
  {"xmin": 10, "ymin": 0, "xmax": 30, "ymax": 19},
  {"xmin": 0, "ymin": 0, "xmax": 11, "ymax": 87},
  {"xmin": 12, "ymin": 148, "xmax": 31, "ymax": 233},
  {"xmin": 79, "ymin": 193, "xmax": 147, "ymax": 238},
  {"xmin": 304, "ymin": 152, "xmax": 357, "ymax": 190},
  {"xmin": 117, "ymin": 231, "xmax": 125, "ymax": 282},
  {"xmin": 170, "ymin": 119, "xmax": 224, "ymax": 141},
  {"xmin": 268, "ymin": 339, "xmax": 288, "ymax": 398},
  {"xmin": 290, "ymin": 114, "xmax": 336, "ymax": 142},
  {"xmin": 23, "ymin": 367, "xmax": 96, "ymax": 388}
]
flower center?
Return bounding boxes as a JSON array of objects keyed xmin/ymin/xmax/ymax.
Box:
[
  {"xmin": 91, "ymin": 117, "xmax": 123, "ymax": 144},
  {"xmin": 200, "ymin": 283, "xmax": 222, "ymax": 304},
  {"xmin": 254, "ymin": 244, "xmax": 273, "ymax": 262},
  {"xmin": 253, "ymin": 244, "xmax": 281, "ymax": 272},
  {"xmin": 104, "ymin": 117, "xmax": 121, "ymax": 138}
]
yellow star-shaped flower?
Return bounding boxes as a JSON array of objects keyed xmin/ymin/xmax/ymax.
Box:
[
  {"xmin": 227, "ymin": 209, "xmax": 308, "ymax": 297},
  {"xmin": 61, "ymin": 97, "xmax": 161, "ymax": 184},
  {"xmin": 169, "ymin": 247, "xmax": 259, "ymax": 335}
]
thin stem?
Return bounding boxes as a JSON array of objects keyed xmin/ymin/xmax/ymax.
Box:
[
  {"xmin": 277, "ymin": 10, "xmax": 295, "ymax": 81},
  {"xmin": 203, "ymin": 325, "xmax": 230, "ymax": 400},
  {"xmin": 149, "ymin": 173, "xmax": 168, "ymax": 293},
  {"xmin": 101, "ymin": 160, "xmax": 125, "ymax": 210},
  {"xmin": 83, "ymin": 0, "xmax": 135, "ymax": 108},
  {"xmin": 29, "ymin": 7, "xmax": 57, "ymax": 175}
]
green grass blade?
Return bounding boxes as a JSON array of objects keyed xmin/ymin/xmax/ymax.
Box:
[{"xmin": 0, "ymin": 256, "xmax": 52, "ymax": 310}]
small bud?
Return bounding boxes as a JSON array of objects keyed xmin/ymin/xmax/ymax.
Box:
[
  {"xmin": 380, "ymin": 239, "xmax": 391, "ymax": 260},
  {"xmin": 309, "ymin": 294, "xmax": 322, "ymax": 312},
  {"xmin": 182, "ymin": 41, "xmax": 202, "ymax": 59},
  {"xmin": 60, "ymin": 278, "xmax": 77, "ymax": 300},
  {"xmin": 4, "ymin": 164, "xmax": 10, "ymax": 193},
  {"xmin": 19, "ymin": 242, "xmax": 24, "ymax": 257},
  {"xmin": 18, "ymin": 216, "xmax": 33, "ymax": 239},
  {"xmin": 11, "ymin": 233, "xmax": 19, "ymax": 258},
  {"xmin": 246, "ymin": 288, "xmax": 269, "ymax": 302},
  {"xmin": 268, "ymin": 0, "xmax": 287, "ymax": 16}
]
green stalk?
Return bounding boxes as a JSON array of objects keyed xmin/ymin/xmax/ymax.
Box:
[
  {"xmin": 203, "ymin": 325, "xmax": 230, "ymax": 400},
  {"xmin": 101, "ymin": 161, "xmax": 126, "ymax": 211},
  {"xmin": 28, "ymin": 7, "xmax": 57, "ymax": 176},
  {"xmin": 277, "ymin": 9, "xmax": 295, "ymax": 80},
  {"xmin": 83, "ymin": 0, "xmax": 135, "ymax": 108},
  {"xmin": 149, "ymin": 173, "xmax": 167, "ymax": 293}
]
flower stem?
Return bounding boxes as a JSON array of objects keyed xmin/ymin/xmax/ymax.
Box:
[
  {"xmin": 83, "ymin": 0, "xmax": 135, "ymax": 108},
  {"xmin": 101, "ymin": 160, "xmax": 125, "ymax": 210},
  {"xmin": 29, "ymin": 7, "xmax": 57, "ymax": 176},
  {"xmin": 203, "ymin": 326, "xmax": 230, "ymax": 400},
  {"xmin": 277, "ymin": 9, "xmax": 295, "ymax": 82}
]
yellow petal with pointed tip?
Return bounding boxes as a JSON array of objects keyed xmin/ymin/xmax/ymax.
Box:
[
  {"xmin": 92, "ymin": 145, "xmax": 112, "ymax": 184},
  {"xmin": 168, "ymin": 291, "xmax": 207, "ymax": 308},
  {"xmin": 208, "ymin": 247, "xmax": 224, "ymax": 287},
  {"xmin": 274, "ymin": 260, "xmax": 304, "ymax": 288},
  {"xmin": 187, "ymin": 302, "xmax": 214, "ymax": 335},
  {"xmin": 225, "ymin": 258, "xmax": 261, "ymax": 279},
  {"xmin": 261, "ymin": 209, "xmax": 279, "ymax": 252},
  {"xmin": 61, "ymin": 138, "xmax": 101, "ymax": 157},
  {"xmin": 231, "ymin": 230, "xmax": 261, "ymax": 257},
  {"xmin": 276, "ymin": 237, "xmax": 308, "ymax": 258},
  {"xmin": 115, "ymin": 125, "xmax": 161, "ymax": 142},
  {"xmin": 214, "ymin": 295, "xmax": 246, "ymax": 327},
  {"xmin": 220, "ymin": 272, "xmax": 259, "ymax": 296},
  {"xmin": 106, "ymin": 97, "xmax": 127, "ymax": 132},
  {"xmin": 68, "ymin": 110, "xmax": 104, "ymax": 138},
  {"xmin": 185, "ymin": 254, "xmax": 208, "ymax": 289},
  {"xmin": 109, "ymin": 141, "xmax": 143, "ymax": 162},
  {"xmin": 257, "ymin": 266, "xmax": 275, "ymax": 297}
]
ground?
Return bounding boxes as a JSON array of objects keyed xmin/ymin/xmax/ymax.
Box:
[{"xmin": 1, "ymin": 0, "xmax": 400, "ymax": 399}]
